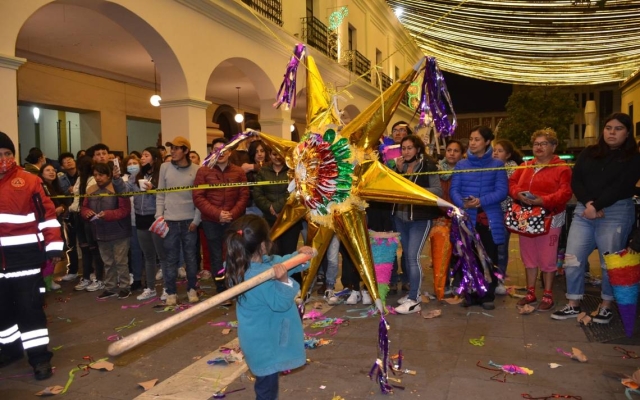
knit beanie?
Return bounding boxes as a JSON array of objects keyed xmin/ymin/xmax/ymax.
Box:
[{"xmin": 0, "ymin": 132, "xmax": 15, "ymax": 155}]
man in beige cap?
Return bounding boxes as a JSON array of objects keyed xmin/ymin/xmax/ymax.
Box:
[{"xmin": 155, "ymin": 136, "xmax": 202, "ymax": 305}]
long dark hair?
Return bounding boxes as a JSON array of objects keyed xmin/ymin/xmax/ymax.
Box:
[
  {"xmin": 39, "ymin": 163, "xmax": 65, "ymax": 208},
  {"xmin": 590, "ymin": 112, "xmax": 638, "ymax": 160},
  {"xmin": 248, "ymin": 140, "xmax": 270, "ymax": 165},
  {"xmin": 136, "ymin": 147, "xmax": 162, "ymax": 187},
  {"xmin": 494, "ymin": 139, "xmax": 524, "ymax": 165},
  {"xmin": 77, "ymin": 156, "xmax": 94, "ymax": 195},
  {"xmin": 224, "ymin": 215, "xmax": 273, "ymax": 298}
]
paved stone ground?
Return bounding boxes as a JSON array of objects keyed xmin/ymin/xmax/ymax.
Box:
[{"xmin": 1, "ymin": 237, "xmax": 639, "ymax": 400}]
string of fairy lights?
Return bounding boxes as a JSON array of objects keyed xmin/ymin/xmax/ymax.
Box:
[{"xmin": 386, "ymin": 0, "xmax": 640, "ymax": 85}]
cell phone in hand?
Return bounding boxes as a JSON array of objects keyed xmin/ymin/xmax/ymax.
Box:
[
  {"xmin": 520, "ymin": 191, "xmax": 536, "ymax": 200},
  {"xmin": 463, "ymin": 196, "xmax": 473, "ymax": 201}
]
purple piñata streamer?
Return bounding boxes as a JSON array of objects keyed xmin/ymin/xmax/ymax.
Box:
[
  {"xmin": 419, "ymin": 57, "xmax": 457, "ymax": 137},
  {"xmin": 204, "ymin": 130, "xmax": 259, "ymax": 168},
  {"xmin": 274, "ymin": 44, "xmax": 306, "ymax": 110},
  {"xmin": 368, "ymin": 315, "xmax": 392, "ymax": 393},
  {"xmin": 448, "ymin": 209, "xmax": 498, "ymax": 302}
]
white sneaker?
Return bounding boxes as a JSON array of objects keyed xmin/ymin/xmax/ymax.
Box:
[
  {"xmin": 49, "ymin": 281, "xmax": 61, "ymax": 291},
  {"xmin": 178, "ymin": 267, "xmax": 187, "ymax": 279},
  {"xmin": 74, "ymin": 279, "xmax": 91, "ymax": 291},
  {"xmin": 397, "ymin": 295, "xmax": 409, "ymax": 305},
  {"xmin": 395, "ymin": 299, "xmax": 421, "ymax": 314},
  {"xmin": 61, "ymin": 273, "xmax": 78, "ymax": 282},
  {"xmin": 495, "ymin": 282, "xmax": 507, "ymax": 295},
  {"xmin": 345, "ymin": 290, "xmax": 362, "ymax": 305},
  {"xmin": 324, "ymin": 289, "xmax": 338, "ymax": 305},
  {"xmin": 156, "ymin": 269, "xmax": 163, "ymax": 281},
  {"xmin": 160, "ymin": 288, "xmax": 168, "ymax": 301},
  {"xmin": 90, "ymin": 273, "xmax": 96, "ymax": 282},
  {"xmin": 137, "ymin": 288, "xmax": 156, "ymax": 301},
  {"xmin": 361, "ymin": 290, "xmax": 372, "ymax": 305},
  {"xmin": 86, "ymin": 280, "xmax": 105, "ymax": 292},
  {"xmin": 129, "ymin": 273, "xmax": 134, "ymax": 286},
  {"xmin": 166, "ymin": 294, "xmax": 177, "ymax": 306},
  {"xmin": 187, "ymin": 288, "xmax": 199, "ymax": 303}
]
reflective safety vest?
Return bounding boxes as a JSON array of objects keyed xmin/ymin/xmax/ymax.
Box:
[{"xmin": 0, "ymin": 166, "xmax": 63, "ymax": 270}]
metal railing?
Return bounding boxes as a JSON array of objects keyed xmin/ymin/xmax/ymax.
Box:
[
  {"xmin": 301, "ymin": 17, "xmax": 337, "ymax": 61},
  {"xmin": 376, "ymin": 72, "xmax": 393, "ymax": 91},
  {"xmin": 241, "ymin": 0, "xmax": 282, "ymax": 26},
  {"xmin": 352, "ymin": 50, "xmax": 371, "ymax": 82}
]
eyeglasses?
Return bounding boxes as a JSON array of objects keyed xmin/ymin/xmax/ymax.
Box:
[{"xmin": 532, "ymin": 141, "xmax": 550, "ymax": 147}]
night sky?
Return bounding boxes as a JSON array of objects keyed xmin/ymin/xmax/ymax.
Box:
[{"xmin": 442, "ymin": 71, "xmax": 513, "ymax": 114}]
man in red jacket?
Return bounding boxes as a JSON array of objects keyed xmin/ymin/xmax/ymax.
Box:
[
  {"xmin": 0, "ymin": 131, "xmax": 63, "ymax": 380},
  {"xmin": 193, "ymin": 138, "xmax": 249, "ymax": 293}
]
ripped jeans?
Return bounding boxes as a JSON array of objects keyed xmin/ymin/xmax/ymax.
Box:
[{"xmin": 563, "ymin": 199, "xmax": 635, "ymax": 302}]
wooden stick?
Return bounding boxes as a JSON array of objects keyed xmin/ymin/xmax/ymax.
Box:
[{"xmin": 108, "ymin": 252, "xmax": 313, "ymax": 356}]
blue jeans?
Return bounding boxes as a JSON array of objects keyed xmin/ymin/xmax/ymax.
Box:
[
  {"xmin": 255, "ymin": 372, "xmax": 279, "ymax": 400},
  {"xmin": 564, "ymin": 199, "xmax": 635, "ymax": 302},
  {"xmin": 496, "ymin": 231, "xmax": 511, "ymax": 277},
  {"xmin": 130, "ymin": 227, "xmax": 144, "ymax": 281},
  {"xmin": 202, "ymin": 220, "xmax": 228, "ymax": 292},
  {"xmin": 393, "ymin": 217, "xmax": 432, "ymax": 301},
  {"xmin": 324, "ymin": 235, "xmax": 340, "ymax": 289},
  {"xmin": 163, "ymin": 220, "xmax": 199, "ymax": 294}
]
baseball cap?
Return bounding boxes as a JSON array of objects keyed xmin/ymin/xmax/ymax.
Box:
[{"xmin": 165, "ymin": 136, "xmax": 191, "ymax": 151}]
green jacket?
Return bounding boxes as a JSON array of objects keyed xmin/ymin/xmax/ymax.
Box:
[{"xmin": 253, "ymin": 164, "xmax": 291, "ymax": 225}]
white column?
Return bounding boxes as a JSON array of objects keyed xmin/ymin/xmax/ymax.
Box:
[
  {"xmin": 0, "ymin": 54, "xmax": 26, "ymax": 148},
  {"xmin": 160, "ymin": 98, "xmax": 211, "ymax": 157}
]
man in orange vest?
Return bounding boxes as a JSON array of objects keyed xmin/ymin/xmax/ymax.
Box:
[{"xmin": 0, "ymin": 131, "xmax": 63, "ymax": 380}]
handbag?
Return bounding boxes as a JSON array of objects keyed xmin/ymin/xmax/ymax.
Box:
[{"xmin": 504, "ymin": 201, "xmax": 551, "ymax": 237}]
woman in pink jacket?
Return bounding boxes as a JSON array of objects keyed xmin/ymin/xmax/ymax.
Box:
[{"xmin": 508, "ymin": 129, "xmax": 572, "ymax": 312}]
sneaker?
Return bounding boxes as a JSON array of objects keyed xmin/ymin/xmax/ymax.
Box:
[
  {"xmin": 166, "ymin": 294, "xmax": 177, "ymax": 306},
  {"xmin": 592, "ymin": 306, "xmax": 614, "ymax": 324},
  {"xmin": 537, "ymin": 295, "xmax": 554, "ymax": 312},
  {"xmin": 74, "ymin": 278, "xmax": 91, "ymax": 291},
  {"xmin": 178, "ymin": 267, "xmax": 187, "ymax": 279},
  {"xmin": 345, "ymin": 290, "xmax": 362, "ymax": 305},
  {"xmin": 86, "ymin": 280, "xmax": 105, "ymax": 292},
  {"xmin": 187, "ymin": 289, "xmax": 199, "ymax": 303},
  {"xmin": 397, "ymin": 295, "xmax": 409, "ymax": 305},
  {"xmin": 160, "ymin": 288, "xmax": 168, "ymax": 301},
  {"xmin": 49, "ymin": 281, "xmax": 61, "ymax": 291},
  {"xmin": 155, "ymin": 269, "xmax": 163, "ymax": 281},
  {"xmin": 481, "ymin": 302, "xmax": 495, "ymax": 310},
  {"xmin": 33, "ymin": 362, "xmax": 53, "ymax": 381},
  {"xmin": 395, "ymin": 299, "xmax": 421, "ymax": 314},
  {"xmin": 197, "ymin": 270, "xmax": 212, "ymax": 280},
  {"xmin": 551, "ymin": 304, "xmax": 582, "ymax": 320},
  {"xmin": 361, "ymin": 290, "xmax": 372, "ymax": 305},
  {"xmin": 118, "ymin": 289, "xmax": 131, "ymax": 299},
  {"xmin": 324, "ymin": 289, "xmax": 338, "ymax": 305},
  {"xmin": 97, "ymin": 290, "xmax": 117, "ymax": 300},
  {"xmin": 137, "ymin": 288, "xmax": 157, "ymax": 301},
  {"xmin": 129, "ymin": 273, "xmax": 134, "ymax": 286},
  {"xmin": 61, "ymin": 273, "xmax": 78, "ymax": 282},
  {"xmin": 517, "ymin": 293, "xmax": 537, "ymax": 307},
  {"xmin": 90, "ymin": 273, "xmax": 96, "ymax": 282},
  {"xmin": 495, "ymin": 282, "xmax": 507, "ymax": 296}
]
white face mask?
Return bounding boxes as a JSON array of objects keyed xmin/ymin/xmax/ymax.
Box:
[{"xmin": 127, "ymin": 165, "xmax": 140, "ymax": 175}]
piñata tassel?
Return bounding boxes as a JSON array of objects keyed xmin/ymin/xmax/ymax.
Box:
[
  {"xmin": 274, "ymin": 44, "xmax": 306, "ymax": 110},
  {"xmin": 204, "ymin": 129, "xmax": 259, "ymax": 168},
  {"xmin": 368, "ymin": 315, "xmax": 393, "ymax": 393},
  {"xmin": 422, "ymin": 57, "xmax": 457, "ymax": 137}
]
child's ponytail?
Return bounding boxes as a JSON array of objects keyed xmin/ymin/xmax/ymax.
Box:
[{"xmin": 224, "ymin": 215, "xmax": 272, "ymax": 290}]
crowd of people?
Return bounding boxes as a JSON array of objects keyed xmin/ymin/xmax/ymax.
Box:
[{"xmin": 1, "ymin": 113, "xmax": 639, "ymax": 395}]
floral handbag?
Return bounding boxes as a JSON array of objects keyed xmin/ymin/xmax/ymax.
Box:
[{"xmin": 504, "ymin": 202, "xmax": 551, "ymax": 237}]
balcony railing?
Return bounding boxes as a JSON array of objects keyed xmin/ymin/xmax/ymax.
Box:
[
  {"xmin": 375, "ymin": 72, "xmax": 393, "ymax": 91},
  {"xmin": 301, "ymin": 17, "xmax": 337, "ymax": 61},
  {"xmin": 352, "ymin": 50, "xmax": 371, "ymax": 82},
  {"xmin": 242, "ymin": 0, "xmax": 282, "ymax": 26}
]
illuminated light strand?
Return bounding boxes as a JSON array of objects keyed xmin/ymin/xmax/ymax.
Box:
[{"xmin": 386, "ymin": 0, "xmax": 640, "ymax": 84}]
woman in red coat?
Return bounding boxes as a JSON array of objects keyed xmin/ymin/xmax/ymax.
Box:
[{"xmin": 508, "ymin": 128, "xmax": 572, "ymax": 311}]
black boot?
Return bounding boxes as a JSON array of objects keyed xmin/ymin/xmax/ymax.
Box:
[{"xmin": 33, "ymin": 361, "xmax": 53, "ymax": 380}]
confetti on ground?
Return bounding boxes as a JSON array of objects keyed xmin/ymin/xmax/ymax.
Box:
[
  {"xmin": 35, "ymin": 385, "xmax": 64, "ymax": 396},
  {"xmin": 469, "ymin": 336, "xmax": 485, "ymax": 346},
  {"xmin": 52, "ymin": 346, "xmax": 63, "ymax": 351},
  {"xmin": 138, "ymin": 379, "xmax": 158, "ymax": 391},
  {"xmin": 549, "ymin": 363, "xmax": 562, "ymax": 368}
]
